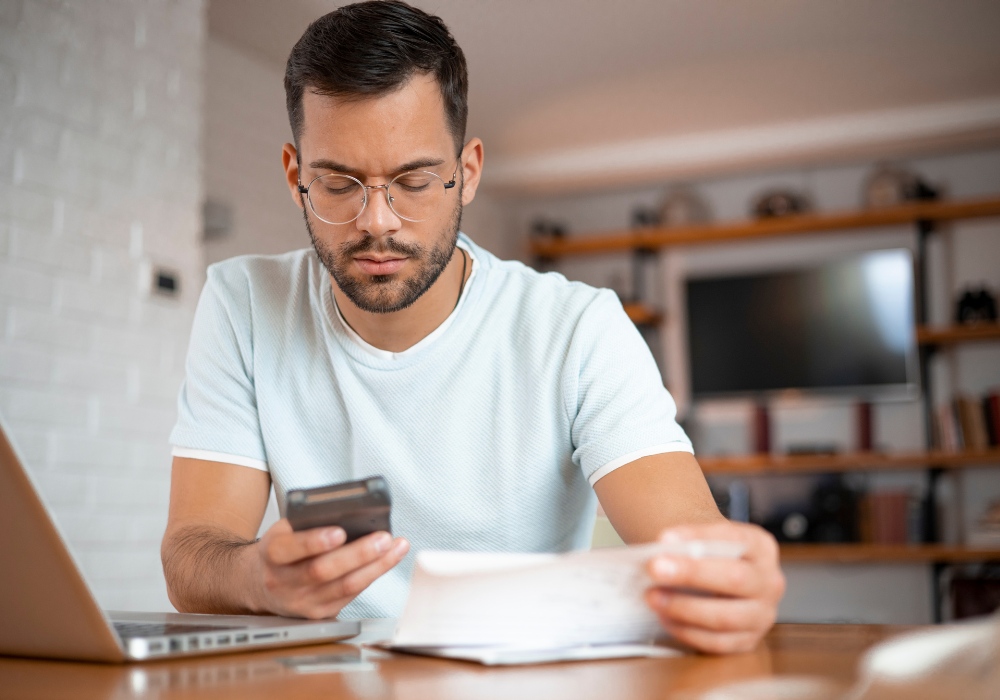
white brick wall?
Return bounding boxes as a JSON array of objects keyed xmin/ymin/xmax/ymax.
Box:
[{"xmin": 0, "ymin": 0, "xmax": 206, "ymax": 611}]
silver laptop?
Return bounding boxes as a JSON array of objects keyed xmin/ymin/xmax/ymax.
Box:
[{"xmin": 0, "ymin": 415, "xmax": 360, "ymax": 662}]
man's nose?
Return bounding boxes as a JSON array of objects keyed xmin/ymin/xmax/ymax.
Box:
[{"xmin": 355, "ymin": 184, "xmax": 402, "ymax": 237}]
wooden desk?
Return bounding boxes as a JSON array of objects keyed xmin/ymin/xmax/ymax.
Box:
[{"xmin": 0, "ymin": 623, "xmax": 982, "ymax": 700}]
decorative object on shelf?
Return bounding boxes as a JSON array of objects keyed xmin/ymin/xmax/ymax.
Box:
[
  {"xmin": 781, "ymin": 512, "xmax": 809, "ymax": 541},
  {"xmin": 862, "ymin": 162, "xmax": 940, "ymax": 208},
  {"xmin": 630, "ymin": 205, "xmax": 659, "ymax": 229},
  {"xmin": 709, "ymin": 479, "xmax": 751, "ymax": 522},
  {"xmin": 529, "ymin": 217, "xmax": 567, "ymax": 240},
  {"xmin": 753, "ymin": 403, "xmax": 770, "ymax": 454},
  {"xmin": 955, "ymin": 286, "xmax": 998, "ymax": 324},
  {"xmin": 760, "ymin": 476, "xmax": 859, "ymax": 543},
  {"xmin": 967, "ymin": 500, "xmax": 1000, "ymax": 548},
  {"xmin": 810, "ymin": 476, "xmax": 860, "ymax": 543},
  {"xmin": 763, "ymin": 508, "xmax": 811, "ymax": 543},
  {"xmin": 856, "ymin": 401, "xmax": 874, "ymax": 452},
  {"xmin": 751, "ymin": 189, "xmax": 811, "ymax": 218},
  {"xmin": 659, "ymin": 185, "xmax": 711, "ymax": 227},
  {"xmin": 727, "ymin": 480, "xmax": 750, "ymax": 523}
]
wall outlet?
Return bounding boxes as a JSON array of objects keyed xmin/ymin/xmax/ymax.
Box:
[{"xmin": 138, "ymin": 260, "xmax": 181, "ymax": 298}]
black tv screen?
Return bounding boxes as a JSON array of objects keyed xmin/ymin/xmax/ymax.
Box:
[{"xmin": 686, "ymin": 249, "xmax": 916, "ymax": 397}]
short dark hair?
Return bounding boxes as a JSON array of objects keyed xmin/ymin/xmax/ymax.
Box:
[{"xmin": 285, "ymin": 0, "xmax": 468, "ymax": 155}]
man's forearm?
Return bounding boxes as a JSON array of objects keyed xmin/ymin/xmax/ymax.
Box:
[
  {"xmin": 161, "ymin": 525, "xmax": 266, "ymax": 615},
  {"xmin": 594, "ymin": 452, "xmax": 724, "ymax": 543}
]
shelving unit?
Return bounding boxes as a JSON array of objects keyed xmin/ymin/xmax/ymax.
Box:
[
  {"xmin": 621, "ymin": 315, "xmax": 1000, "ymax": 340},
  {"xmin": 537, "ymin": 195, "xmax": 1000, "ymax": 596},
  {"xmin": 916, "ymin": 324, "xmax": 1000, "ymax": 346},
  {"xmin": 699, "ymin": 449, "xmax": 1000, "ymax": 476},
  {"xmin": 780, "ymin": 544, "xmax": 1000, "ymax": 564},
  {"xmin": 530, "ymin": 196, "xmax": 1000, "ymax": 258}
]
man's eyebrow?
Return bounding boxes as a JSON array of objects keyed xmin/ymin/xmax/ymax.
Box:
[
  {"xmin": 395, "ymin": 157, "xmax": 448, "ymax": 172},
  {"xmin": 307, "ymin": 157, "xmax": 448, "ymax": 176},
  {"xmin": 308, "ymin": 159, "xmax": 358, "ymax": 174}
]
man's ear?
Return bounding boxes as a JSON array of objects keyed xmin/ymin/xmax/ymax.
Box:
[
  {"xmin": 282, "ymin": 143, "xmax": 305, "ymax": 210},
  {"xmin": 459, "ymin": 138, "xmax": 484, "ymax": 207}
]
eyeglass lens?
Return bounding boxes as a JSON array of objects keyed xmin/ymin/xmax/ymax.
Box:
[{"xmin": 307, "ymin": 171, "xmax": 448, "ymax": 225}]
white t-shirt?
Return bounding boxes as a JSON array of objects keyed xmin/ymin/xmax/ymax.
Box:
[{"xmin": 170, "ymin": 234, "xmax": 693, "ymax": 618}]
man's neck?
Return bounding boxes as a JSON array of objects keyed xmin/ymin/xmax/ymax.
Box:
[{"xmin": 331, "ymin": 246, "xmax": 470, "ymax": 353}]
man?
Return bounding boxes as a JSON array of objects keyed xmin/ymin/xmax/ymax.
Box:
[{"xmin": 162, "ymin": 0, "xmax": 784, "ymax": 654}]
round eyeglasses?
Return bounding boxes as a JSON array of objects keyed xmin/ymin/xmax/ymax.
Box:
[{"xmin": 298, "ymin": 168, "xmax": 458, "ymax": 225}]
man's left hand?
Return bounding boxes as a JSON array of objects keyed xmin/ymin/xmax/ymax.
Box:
[{"xmin": 645, "ymin": 521, "xmax": 785, "ymax": 654}]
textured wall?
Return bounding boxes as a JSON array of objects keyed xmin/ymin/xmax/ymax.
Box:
[
  {"xmin": 0, "ymin": 0, "xmax": 206, "ymax": 611},
  {"xmin": 203, "ymin": 37, "xmax": 306, "ymax": 266}
]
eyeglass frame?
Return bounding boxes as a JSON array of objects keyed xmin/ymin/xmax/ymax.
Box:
[{"xmin": 296, "ymin": 162, "xmax": 459, "ymax": 225}]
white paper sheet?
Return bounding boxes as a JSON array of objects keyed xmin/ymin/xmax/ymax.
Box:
[
  {"xmin": 390, "ymin": 642, "xmax": 683, "ymax": 665},
  {"xmin": 389, "ymin": 540, "xmax": 746, "ymax": 657}
]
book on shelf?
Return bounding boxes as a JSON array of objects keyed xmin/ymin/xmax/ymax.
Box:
[
  {"xmin": 935, "ymin": 404, "xmax": 962, "ymax": 451},
  {"xmin": 986, "ymin": 393, "xmax": 1000, "ymax": 448},
  {"xmin": 934, "ymin": 390, "xmax": 1000, "ymax": 451},
  {"xmin": 858, "ymin": 491, "xmax": 915, "ymax": 545},
  {"xmin": 958, "ymin": 396, "xmax": 990, "ymax": 450},
  {"xmin": 967, "ymin": 499, "xmax": 1000, "ymax": 548}
]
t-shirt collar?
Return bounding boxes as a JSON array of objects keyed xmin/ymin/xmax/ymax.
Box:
[{"xmin": 329, "ymin": 237, "xmax": 479, "ymax": 361}]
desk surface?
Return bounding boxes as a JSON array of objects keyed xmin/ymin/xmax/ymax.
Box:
[{"xmin": 0, "ymin": 623, "xmax": 969, "ymax": 700}]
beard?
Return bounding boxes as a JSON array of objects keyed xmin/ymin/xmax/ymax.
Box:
[{"xmin": 305, "ymin": 192, "xmax": 463, "ymax": 315}]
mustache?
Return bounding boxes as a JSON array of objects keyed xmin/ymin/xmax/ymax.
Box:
[{"xmin": 339, "ymin": 236, "xmax": 425, "ymax": 259}]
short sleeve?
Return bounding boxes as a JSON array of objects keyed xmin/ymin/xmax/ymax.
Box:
[
  {"xmin": 563, "ymin": 289, "xmax": 693, "ymax": 485},
  {"xmin": 169, "ymin": 266, "xmax": 268, "ymax": 468}
]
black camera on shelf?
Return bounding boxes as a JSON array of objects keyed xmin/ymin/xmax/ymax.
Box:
[
  {"xmin": 955, "ymin": 287, "xmax": 998, "ymax": 324},
  {"xmin": 761, "ymin": 476, "xmax": 860, "ymax": 544}
]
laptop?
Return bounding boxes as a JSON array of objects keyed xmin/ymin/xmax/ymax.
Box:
[{"xmin": 0, "ymin": 415, "xmax": 360, "ymax": 662}]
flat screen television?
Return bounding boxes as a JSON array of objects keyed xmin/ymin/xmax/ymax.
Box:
[{"xmin": 685, "ymin": 249, "xmax": 918, "ymax": 398}]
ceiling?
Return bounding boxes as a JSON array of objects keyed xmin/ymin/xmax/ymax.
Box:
[{"xmin": 209, "ymin": 0, "xmax": 1000, "ymax": 192}]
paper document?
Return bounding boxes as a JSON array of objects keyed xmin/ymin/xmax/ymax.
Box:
[
  {"xmin": 392, "ymin": 642, "xmax": 683, "ymax": 666},
  {"xmin": 388, "ymin": 540, "xmax": 745, "ymax": 661}
]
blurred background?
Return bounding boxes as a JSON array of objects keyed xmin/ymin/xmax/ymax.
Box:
[{"xmin": 1, "ymin": 0, "xmax": 999, "ymax": 623}]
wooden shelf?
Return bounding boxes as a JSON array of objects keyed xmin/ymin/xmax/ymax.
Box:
[
  {"xmin": 622, "ymin": 302, "xmax": 662, "ymax": 326},
  {"xmin": 916, "ymin": 323, "xmax": 1000, "ymax": 346},
  {"xmin": 531, "ymin": 196, "xmax": 1000, "ymax": 258},
  {"xmin": 780, "ymin": 543, "xmax": 1000, "ymax": 563},
  {"xmin": 699, "ymin": 449, "xmax": 1000, "ymax": 475}
]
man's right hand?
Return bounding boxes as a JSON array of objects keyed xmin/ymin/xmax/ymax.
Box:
[
  {"xmin": 162, "ymin": 457, "xmax": 410, "ymax": 618},
  {"xmin": 252, "ymin": 519, "xmax": 409, "ymax": 619}
]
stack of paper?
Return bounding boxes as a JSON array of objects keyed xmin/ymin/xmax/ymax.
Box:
[{"xmin": 387, "ymin": 540, "xmax": 745, "ymax": 664}]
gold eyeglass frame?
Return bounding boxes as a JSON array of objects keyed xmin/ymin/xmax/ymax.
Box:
[{"xmin": 297, "ymin": 166, "xmax": 458, "ymax": 225}]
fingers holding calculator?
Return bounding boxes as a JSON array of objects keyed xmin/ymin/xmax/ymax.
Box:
[
  {"xmin": 249, "ymin": 477, "xmax": 407, "ymax": 619},
  {"xmin": 252, "ymin": 517, "xmax": 409, "ymax": 619}
]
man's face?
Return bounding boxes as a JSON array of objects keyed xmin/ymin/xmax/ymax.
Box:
[{"xmin": 294, "ymin": 75, "xmax": 463, "ymax": 314}]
